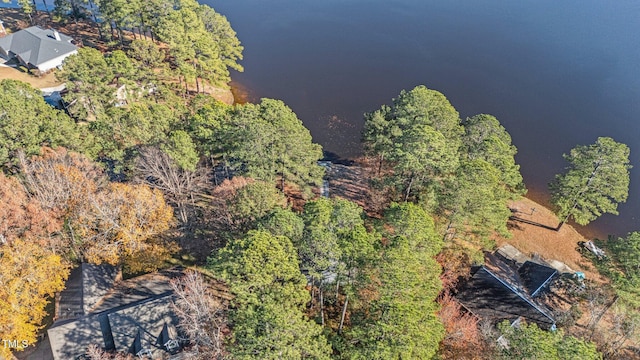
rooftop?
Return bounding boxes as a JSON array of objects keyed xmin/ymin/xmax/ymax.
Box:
[
  {"xmin": 47, "ymin": 266, "xmax": 185, "ymax": 360},
  {"xmin": 456, "ymin": 245, "xmax": 558, "ymax": 329},
  {"xmin": 0, "ymin": 26, "xmax": 76, "ymax": 68}
]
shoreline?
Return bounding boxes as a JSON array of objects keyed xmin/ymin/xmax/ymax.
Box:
[
  {"xmin": 322, "ymin": 160, "xmax": 600, "ymax": 278},
  {"xmin": 523, "ymin": 188, "xmax": 609, "ymax": 241}
]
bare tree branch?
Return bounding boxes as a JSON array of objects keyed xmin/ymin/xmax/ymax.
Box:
[{"xmin": 170, "ymin": 270, "xmax": 228, "ymax": 359}]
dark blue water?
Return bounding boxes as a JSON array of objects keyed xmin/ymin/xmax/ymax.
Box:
[{"xmin": 207, "ymin": 0, "xmax": 640, "ymax": 238}]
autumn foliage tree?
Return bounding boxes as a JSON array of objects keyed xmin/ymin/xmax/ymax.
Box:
[
  {"xmin": 437, "ymin": 292, "xmax": 485, "ymax": 359},
  {"xmin": 0, "ymin": 239, "xmax": 69, "ymax": 359},
  {"xmin": 18, "ymin": 147, "xmax": 176, "ymax": 270},
  {"xmin": 74, "ymin": 183, "xmax": 176, "ymax": 272},
  {"xmin": 0, "ymin": 172, "xmax": 62, "ymax": 245},
  {"xmin": 18, "ymin": 147, "xmax": 104, "ymax": 215}
]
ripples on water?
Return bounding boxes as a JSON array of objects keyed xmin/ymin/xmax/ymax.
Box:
[{"xmin": 210, "ymin": 0, "xmax": 640, "ymax": 238}]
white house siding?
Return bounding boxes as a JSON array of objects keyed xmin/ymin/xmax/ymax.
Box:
[{"xmin": 37, "ymin": 50, "xmax": 78, "ymax": 72}]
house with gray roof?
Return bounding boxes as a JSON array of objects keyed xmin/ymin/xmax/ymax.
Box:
[
  {"xmin": 47, "ymin": 266, "xmax": 185, "ymax": 359},
  {"xmin": 0, "ymin": 26, "xmax": 77, "ymax": 72}
]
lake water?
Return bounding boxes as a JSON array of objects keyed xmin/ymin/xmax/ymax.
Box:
[
  {"xmin": 207, "ymin": 0, "xmax": 640, "ymax": 239},
  {"xmin": 3, "ymin": 0, "xmax": 638, "ymax": 238}
]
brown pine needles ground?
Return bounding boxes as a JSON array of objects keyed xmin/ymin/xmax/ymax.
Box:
[{"xmin": 499, "ymin": 197, "xmax": 606, "ymax": 282}]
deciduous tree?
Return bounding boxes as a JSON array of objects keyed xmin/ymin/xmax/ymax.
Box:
[
  {"xmin": 135, "ymin": 146, "xmax": 206, "ymax": 225},
  {"xmin": 73, "ymin": 182, "xmax": 175, "ymax": 271},
  {"xmin": 171, "ymin": 270, "xmax": 227, "ymax": 359},
  {"xmin": 0, "ymin": 239, "xmax": 68, "ymax": 360},
  {"xmin": 18, "ymin": 147, "xmax": 105, "ymax": 215},
  {"xmin": 437, "ymin": 293, "xmax": 484, "ymax": 359},
  {"xmin": 0, "ymin": 172, "xmax": 62, "ymax": 245}
]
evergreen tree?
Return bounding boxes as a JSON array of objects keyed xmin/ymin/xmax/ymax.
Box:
[
  {"xmin": 441, "ymin": 159, "xmax": 513, "ymax": 242},
  {"xmin": 0, "ymin": 80, "xmax": 83, "ymax": 168},
  {"xmin": 345, "ymin": 203, "xmax": 444, "ymax": 359},
  {"xmin": 598, "ymin": 232, "xmax": 640, "ymax": 307},
  {"xmin": 209, "ymin": 231, "xmax": 331, "ymax": 359},
  {"xmin": 550, "ymin": 137, "xmax": 631, "ymax": 230},
  {"xmin": 362, "ymin": 85, "xmax": 462, "ymax": 204},
  {"xmin": 460, "ymin": 114, "xmax": 525, "ymax": 196},
  {"xmin": 497, "ymin": 321, "xmax": 601, "ymax": 360},
  {"xmin": 58, "ymin": 47, "xmax": 115, "ymax": 119}
]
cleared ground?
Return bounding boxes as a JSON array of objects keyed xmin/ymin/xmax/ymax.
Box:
[
  {"xmin": 0, "ymin": 65, "xmax": 62, "ymax": 88},
  {"xmin": 500, "ymin": 197, "xmax": 605, "ymax": 282}
]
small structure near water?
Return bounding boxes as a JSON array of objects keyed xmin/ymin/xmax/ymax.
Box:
[
  {"xmin": 318, "ymin": 161, "xmax": 331, "ymax": 197},
  {"xmin": 456, "ymin": 244, "xmax": 558, "ymax": 329}
]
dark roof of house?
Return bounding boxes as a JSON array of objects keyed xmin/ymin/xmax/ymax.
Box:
[
  {"xmin": 46, "ymin": 312, "xmax": 110, "ymax": 360},
  {"xmin": 456, "ymin": 248, "xmax": 559, "ymax": 329},
  {"xmin": 456, "ymin": 266, "xmax": 556, "ymax": 329},
  {"xmin": 47, "ymin": 266, "xmax": 184, "ymax": 360},
  {"xmin": 518, "ymin": 261, "xmax": 557, "ymax": 296},
  {"xmin": 0, "ymin": 26, "xmax": 76, "ymax": 67},
  {"xmin": 108, "ymin": 297, "xmax": 180, "ymax": 355},
  {"xmin": 82, "ymin": 263, "xmax": 121, "ymax": 314},
  {"xmin": 484, "ymin": 251, "xmax": 558, "ymax": 299},
  {"xmin": 56, "ymin": 263, "xmax": 120, "ymax": 320}
]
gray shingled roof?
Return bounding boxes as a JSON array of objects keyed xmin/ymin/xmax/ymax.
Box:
[
  {"xmin": 456, "ymin": 250, "xmax": 558, "ymax": 329},
  {"xmin": 47, "ymin": 267, "xmax": 185, "ymax": 360},
  {"xmin": 46, "ymin": 312, "xmax": 110, "ymax": 360},
  {"xmin": 81, "ymin": 263, "xmax": 121, "ymax": 314},
  {"xmin": 0, "ymin": 26, "xmax": 76, "ymax": 68},
  {"xmin": 56, "ymin": 263, "xmax": 120, "ymax": 320},
  {"xmin": 108, "ymin": 297, "xmax": 181, "ymax": 356}
]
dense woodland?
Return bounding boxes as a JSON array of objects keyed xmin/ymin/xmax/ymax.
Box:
[{"xmin": 0, "ymin": 1, "xmax": 638, "ymax": 359}]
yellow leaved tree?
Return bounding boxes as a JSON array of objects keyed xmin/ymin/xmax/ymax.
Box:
[
  {"xmin": 19, "ymin": 147, "xmax": 177, "ymax": 272},
  {"xmin": 0, "ymin": 239, "xmax": 69, "ymax": 359},
  {"xmin": 75, "ymin": 183, "xmax": 176, "ymax": 272}
]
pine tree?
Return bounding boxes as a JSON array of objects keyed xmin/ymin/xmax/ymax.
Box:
[{"xmin": 550, "ymin": 137, "xmax": 631, "ymax": 230}]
